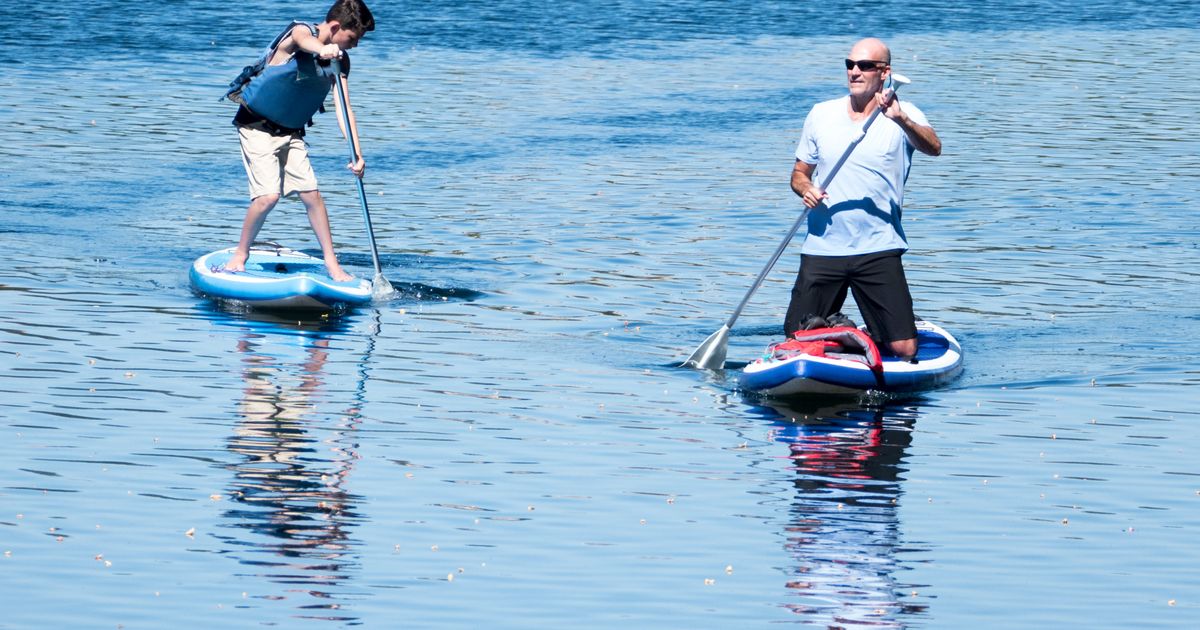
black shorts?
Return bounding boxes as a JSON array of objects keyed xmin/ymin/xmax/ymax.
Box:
[{"xmin": 785, "ymin": 249, "xmax": 917, "ymax": 343}]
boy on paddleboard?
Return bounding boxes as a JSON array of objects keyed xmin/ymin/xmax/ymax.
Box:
[
  {"xmin": 786, "ymin": 38, "xmax": 941, "ymax": 361},
  {"xmin": 222, "ymin": 0, "xmax": 375, "ymax": 282}
]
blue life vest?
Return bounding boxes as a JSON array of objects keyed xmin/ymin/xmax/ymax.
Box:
[
  {"xmin": 222, "ymin": 21, "xmax": 315, "ymax": 103},
  {"xmin": 225, "ymin": 22, "xmax": 340, "ymax": 130}
]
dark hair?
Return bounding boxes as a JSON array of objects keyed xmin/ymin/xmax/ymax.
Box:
[{"xmin": 327, "ymin": 0, "xmax": 375, "ymax": 34}]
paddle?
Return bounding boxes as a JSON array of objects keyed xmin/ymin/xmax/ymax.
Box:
[
  {"xmin": 682, "ymin": 73, "xmax": 910, "ymax": 370},
  {"xmin": 331, "ymin": 58, "xmax": 395, "ymax": 298}
]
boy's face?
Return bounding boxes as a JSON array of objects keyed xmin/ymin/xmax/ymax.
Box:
[{"xmin": 332, "ymin": 27, "xmax": 362, "ymax": 51}]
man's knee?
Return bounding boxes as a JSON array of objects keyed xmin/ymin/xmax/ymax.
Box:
[{"xmin": 889, "ymin": 338, "xmax": 917, "ymax": 360}]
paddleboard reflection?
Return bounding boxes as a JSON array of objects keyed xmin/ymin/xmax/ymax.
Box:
[
  {"xmin": 757, "ymin": 399, "xmax": 925, "ymax": 626},
  {"xmin": 214, "ymin": 313, "xmax": 376, "ymax": 622}
]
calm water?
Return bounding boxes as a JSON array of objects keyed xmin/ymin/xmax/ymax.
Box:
[{"xmin": 3, "ymin": 1, "xmax": 1200, "ymax": 628}]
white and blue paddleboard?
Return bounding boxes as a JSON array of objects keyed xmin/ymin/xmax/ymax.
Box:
[
  {"xmin": 740, "ymin": 320, "xmax": 963, "ymax": 397},
  {"xmin": 190, "ymin": 243, "xmax": 373, "ymax": 310}
]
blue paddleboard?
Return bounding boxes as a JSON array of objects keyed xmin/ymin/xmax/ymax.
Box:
[
  {"xmin": 740, "ymin": 320, "xmax": 963, "ymax": 397},
  {"xmin": 190, "ymin": 243, "xmax": 373, "ymax": 310}
]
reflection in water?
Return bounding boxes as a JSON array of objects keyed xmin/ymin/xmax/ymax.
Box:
[
  {"xmin": 215, "ymin": 314, "xmax": 373, "ymax": 623},
  {"xmin": 756, "ymin": 399, "xmax": 924, "ymax": 627}
]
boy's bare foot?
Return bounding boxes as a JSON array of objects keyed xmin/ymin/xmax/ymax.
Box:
[
  {"xmin": 225, "ymin": 250, "xmax": 248, "ymax": 273},
  {"xmin": 327, "ymin": 264, "xmax": 354, "ymax": 283}
]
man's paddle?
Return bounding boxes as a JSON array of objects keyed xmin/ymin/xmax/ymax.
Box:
[
  {"xmin": 682, "ymin": 74, "xmax": 910, "ymax": 370},
  {"xmin": 331, "ymin": 59, "xmax": 394, "ymax": 298}
]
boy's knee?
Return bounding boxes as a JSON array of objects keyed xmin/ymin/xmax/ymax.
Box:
[
  {"xmin": 251, "ymin": 194, "xmax": 281, "ymax": 210},
  {"xmin": 298, "ymin": 190, "xmax": 327, "ymax": 210}
]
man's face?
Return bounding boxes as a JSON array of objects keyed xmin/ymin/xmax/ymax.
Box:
[{"xmin": 845, "ymin": 44, "xmax": 889, "ymax": 98}]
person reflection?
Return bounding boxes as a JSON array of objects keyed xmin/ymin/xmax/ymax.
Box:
[
  {"xmin": 220, "ymin": 317, "xmax": 363, "ymax": 622},
  {"xmin": 763, "ymin": 400, "xmax": 924, "ymax": 626}
]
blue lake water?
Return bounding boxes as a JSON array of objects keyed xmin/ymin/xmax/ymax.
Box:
[{"xmin": 3, "ymin": 1, "xmax": 1200, "ymax": 627}]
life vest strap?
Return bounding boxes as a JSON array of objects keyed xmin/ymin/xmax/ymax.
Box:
[{"xmin": 221, "ymin": 20, "xmax": 320, "ymax": 103}]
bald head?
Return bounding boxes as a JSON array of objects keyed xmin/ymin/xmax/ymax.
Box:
[{"xmin": 849, "ymin": 38, "xmax": 891, "ymax": 65}]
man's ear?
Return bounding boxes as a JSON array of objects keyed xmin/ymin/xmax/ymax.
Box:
[{"xmin": 328, "ymin": 21, "xmax": 341, "ymax": 36}]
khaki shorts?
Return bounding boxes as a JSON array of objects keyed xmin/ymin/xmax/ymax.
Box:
[{"xmin": 238, "ymin": 122, "xmax": 319, "ymax": 199}]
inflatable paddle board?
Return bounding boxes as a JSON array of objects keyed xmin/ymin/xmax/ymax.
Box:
[
  {"xmin": 190, "ymin": 243, "xmax": 373, "ymax": 310},
  {"xmin": 740, "ymin": 320, "xmax": 963, "ymax": 397}
]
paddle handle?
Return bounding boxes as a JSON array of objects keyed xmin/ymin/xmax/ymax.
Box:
[{"xmin": 331, "ymin": 59, "xmax": 384, "ymax": 279}]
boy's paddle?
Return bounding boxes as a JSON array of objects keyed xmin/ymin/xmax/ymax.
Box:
[
  {"xmin": 682, "ymin": 74, "xmax": 910, "ymax": 370},
  {"xmin": 331, "ymin": 58, "xmax": 394, "ymax": 298}
]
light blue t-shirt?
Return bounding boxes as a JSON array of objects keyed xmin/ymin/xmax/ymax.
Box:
[{"xmin": 795, "ymin": 95, "xmax": 928, "ymax": 256}]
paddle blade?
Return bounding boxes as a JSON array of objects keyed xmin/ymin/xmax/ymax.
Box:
[
  {"xmin": 681, "ymin": 325, "xmax": 730, "ymax": 370},
  {"xmin": 371, "ymin": 273, "xmax": 397, "ymax": 301}
]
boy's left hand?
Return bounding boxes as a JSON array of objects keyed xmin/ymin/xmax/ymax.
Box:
[{"xmin": 348, "ymin": 157, "xmax": 366, "ymax": 178}]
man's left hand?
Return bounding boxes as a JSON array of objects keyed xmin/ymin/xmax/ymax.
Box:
[{"xmin": 877, "ymin": 88, "xmax": 904, "ymax": 122}]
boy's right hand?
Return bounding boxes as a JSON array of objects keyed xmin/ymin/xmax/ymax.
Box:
[{"xmin": 318, "ymin": 43, "xmax": 342, "ymax": 59}]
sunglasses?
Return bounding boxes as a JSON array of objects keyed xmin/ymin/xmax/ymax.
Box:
[{"xmin": 845, "ymin": 59, "xmax": 887, "ymax": 71}]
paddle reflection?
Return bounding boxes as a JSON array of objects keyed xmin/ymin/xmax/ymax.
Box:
[
  {"xmin": 217, "ymin": 315, "xmax": 367, "ymax": 623},
  {"xmin": 759, "ymin": 398, "xmax": 924, "ymax": 626}
]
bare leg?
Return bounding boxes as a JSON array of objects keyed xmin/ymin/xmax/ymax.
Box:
[
  {"xmin": 226, "ymin": 194, "xmax": 281, "ymax": 272},
  {"xmin": 889, "ymin": 338, "xmax": 917, "ymax": 361},
  {"xmin": 298, "ymin": 190, "xmax": 354, "ymax": 282}
]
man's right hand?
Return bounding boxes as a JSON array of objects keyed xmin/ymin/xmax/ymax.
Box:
[{"xmin": 800, "ymin": 185, "xmax": 828, "ymax": 209}]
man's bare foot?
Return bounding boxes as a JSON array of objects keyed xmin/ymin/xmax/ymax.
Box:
[{"xmin": 225, "ymin": 250, "xmax": 248, "ymax": 272}]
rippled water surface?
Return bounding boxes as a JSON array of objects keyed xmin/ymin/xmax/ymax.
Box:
[{"xmin": 3, "ymin": 1, "xmax": 1200, "ymax": 628}]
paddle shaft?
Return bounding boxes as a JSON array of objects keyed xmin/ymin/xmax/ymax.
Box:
[
  {"xmin": 331, "ymin": 59, "xmax": 384, "ymax": 280},
  {"xmin": 717, "ymin": 87, "xmax": 897, "ymax": 331},
  {"xmin": 720, "ymin": 207, "xmax": 809, "ymax": 329}
]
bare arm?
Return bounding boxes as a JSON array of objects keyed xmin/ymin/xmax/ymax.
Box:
[
  {"xmin": 790, "ymin": 160, "xmax": 826, "ymax": 209},
  {"xmin": 284, "ymin": 24, "xmax": 341, "ymax": 60},
  {"xmin": 878, "ymin": 91, "xmax": 942, "ymax": 156},
  {"xmin": 333, "ymin": 72, "xmax": 366, "ymax": 177}
]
